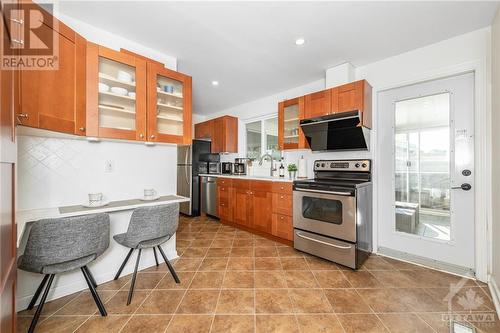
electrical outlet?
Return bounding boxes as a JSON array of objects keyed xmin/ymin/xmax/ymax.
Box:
[{"xmin": 105, "ymin": 160, "xmax": 114, "ymax": 173}]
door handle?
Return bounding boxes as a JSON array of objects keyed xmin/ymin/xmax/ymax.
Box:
[
  {"xmin": 451, "ymin": 183, "xmax": 471, "ymax": 191},
  {"xmin": 296, "ymin": 232, "xmax": 352, "ymax": 250}
]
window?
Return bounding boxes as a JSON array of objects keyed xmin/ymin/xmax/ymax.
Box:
[{"xmin": 245, "ymin": 116, "xmax": 280, "ymax": 160}]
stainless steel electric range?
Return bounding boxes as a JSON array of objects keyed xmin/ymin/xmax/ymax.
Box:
[{"xmin": 293, "ymin": 159, "xmax": 372, "ymax": 269}]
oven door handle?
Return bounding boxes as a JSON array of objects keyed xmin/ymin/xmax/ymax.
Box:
[
  {"xmin": 294, "ymin": 188, "xmax": 353, "ymax": 196},
  {"xmin": 296, "ymin": 232, "xmax": 353, "ymax": 250}
]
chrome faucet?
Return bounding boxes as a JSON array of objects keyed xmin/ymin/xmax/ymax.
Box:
[{"xmin": 259, "ymin": 153, "xmax": 276, "ymax": 177}]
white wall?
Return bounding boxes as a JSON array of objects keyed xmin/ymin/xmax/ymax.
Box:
[{"xmin": 490, "ymin": 8, "xmax": 500, "ymax": 310}]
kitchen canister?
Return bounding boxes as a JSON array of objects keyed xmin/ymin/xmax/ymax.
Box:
[{"xmin": 298, "ymin": 155, "xmax": 307, "ymax": 178}]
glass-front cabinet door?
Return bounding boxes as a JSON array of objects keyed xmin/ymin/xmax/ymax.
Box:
[
  {"xmin": 278, "ymin": 97, "xmax": 306, "ymax": 150},
  {"xmin": 147, "ymin": 62, "xmax": 192, "ymax": 144},
  {"xmin": 86, "ymin": 43, "xmax": 147, "ymax": 140}
]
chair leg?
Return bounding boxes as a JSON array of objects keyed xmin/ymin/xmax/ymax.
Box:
[
  {"xmin": 27, "ymin": 274, "xmax": 49, "ymax": 310},
  {"xmin": 153, "ymin": 247, "xmax": 159, "ymax": 266},
  {"xmin": 114, "ymin": 248, "xmax": 134, "ymax": 280},
  {"xmin": 157, "ymin": 246, "xmax": 180, "ymax": 283},
  {"xmin": 127, "ymin": 249, "xmax": 142, "ymax": 306},
  {"xmin": 28, "ymin": 274, "xmax": 55, "ymax": 333},
  {"xmin": 81, "ymin": 266, "xmax": 107, "ymax": 316},
  {"xmin": 84, "ymin": 266, "xmax": 98, "ymax": 288}
]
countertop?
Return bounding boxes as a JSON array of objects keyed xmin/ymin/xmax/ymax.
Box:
[
  {"xmin": 198, "ymin": 173, "xmax": 300, "ymax": 182},
  {"xmin": 16, "ymin": 195, "xmax": 189, "ymax": 247}
]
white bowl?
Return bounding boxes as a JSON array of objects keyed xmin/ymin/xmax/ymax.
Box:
[
  {"xmin": 98, "ymin": 83, "xmax": 109, "ymax": 92},
  {"xmin": 128, "ymin": 92, "xmax": 136, "ymax": 98},
  {"xmin": 117, "ymin": 70, "xmax": 133, "ymax": 82},
  {"xmin": 110, "ymin": 87, "xmax": 128, "ymax": 96}
]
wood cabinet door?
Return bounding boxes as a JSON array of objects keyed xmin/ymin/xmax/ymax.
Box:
[
  {"xmin": 272, "ymin": 193, "xmax": 293, "ymax": 216},
  {"xmin": 195, "ymin": 120, "xmax": 213, "ymax": 139},
  {"xmin": 146, "ymin": 61, "xmax": 192, "ymax": 144},
  {"xmin": 218, "ymin": 185, "xmax": 232, "ymax": 221},
  {"xmin": 0, "ymin": 4, "xmax": 17, "ymax": 330},
  {"xmin": 279, "ymin": 98, "xmax": 302, "ymax": 150},
  {"xmin": 336, "ymin": 82, "xmax": 359, "ymax": 113},
  {"xmin": 86, "ymin": 43, "xmax": 147, "ymax": 141},
  {"xmin": 233, "ymin": 188, "xmax": 250, "ymax": 227},
  {"xmin": 250, "ymin": 190, "xmax": 272, "ymax": 233},
  {"xmin": 223, "ymin": 116, "xmax": 238, "ymax": 153},
  {"xmin": 19, "ymin": 24, "xmax": 86, "ymax": 135},
  {"xmin": 272, "ymin": 214, "xmax": 293, "ymax": 241},
  {"xmin": 211, "ymin": 117, "xmax": 224, "ymax": 153},
  {"xmin": 304, "ymin": 89, "xmax": 331, "ymax": 118}
]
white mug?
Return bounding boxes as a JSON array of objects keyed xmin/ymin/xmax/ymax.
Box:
[
  {"xmin": 88, "ymin": 193, "xmax": 103, "ymax": 206},
  {"xmin": 144, "ymin": 189, "xmax": 157, "ymax": 199}
]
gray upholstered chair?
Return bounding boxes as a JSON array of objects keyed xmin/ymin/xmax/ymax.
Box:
[
  {"xmin": 113, "ymin": 204, "xmax": 180, "ymax": 305},
  {"xmin": 18, "ymin": 213, "xmax": 110, "ymax": 333}
]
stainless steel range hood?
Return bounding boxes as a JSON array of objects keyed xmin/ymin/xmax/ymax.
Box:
[{"xmin": 300, "ymin": 111, "xmax": 370, "ymax": 151}]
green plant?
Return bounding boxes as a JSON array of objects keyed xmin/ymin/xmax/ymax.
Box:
[{"xmin": 287, "ymin": 163, "xmax": 298, "ymax": 172}]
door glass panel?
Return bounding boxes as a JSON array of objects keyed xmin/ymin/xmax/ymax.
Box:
[
  {"xmin": 98, "ymin": 57, "xmax": 137, "ymax": 130},
  {"xmin": 283, "ymin": 104, "xmax": 299, "ymax": 145},
  {"xmin": 394, "ymin": 93, "xmax": 451, "ymax": 240},
  {"xmin": 302, "ymin": 197, "xmax": 343, "ymax": 225},
  {"xmin": 156, "ymin": 75, "xmax": 184, "ymax": 136},
  {"xmin": 246, "ymin": 121, "xmax": 261, "ymax": 159},
  {"xmin": 264, "ymin": 117, "xmax": 280, "ymax": 159}
]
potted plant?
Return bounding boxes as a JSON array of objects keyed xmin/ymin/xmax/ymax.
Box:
[{"xmin": 288, "ymin": 163, "xmax": 298, "ymax": 179}]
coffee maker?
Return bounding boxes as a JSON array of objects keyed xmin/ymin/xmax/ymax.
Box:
[{"xmin": 234, "ymin": 158, "xmax": 247, "ymax": 175}]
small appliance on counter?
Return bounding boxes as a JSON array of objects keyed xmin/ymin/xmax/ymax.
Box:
[
  {"xmin": 221, "ymin": 162, "xmax": 233, "ymax": 174},
  {"xmin": 234, "ymin": 158, "xmax": 247, "ymax": 175},
  {"xmin": 208, "ymin": 162, "xmax": 221, "ymax": 174},
  {"xmin": 293, "ymin": 159, "xmax": 372, "ymax": 269},
  {"xmin": 200, "ymin": 153, "xmax": 221, "ymax": 174}
]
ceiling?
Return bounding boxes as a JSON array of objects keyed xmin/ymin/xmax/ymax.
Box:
[{"xmin": 58, "ymin": 1, "xmax": 499, "ymax": 115}]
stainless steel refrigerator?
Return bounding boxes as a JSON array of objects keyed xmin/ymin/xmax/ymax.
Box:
[{"xmin": 177, "ymin": 140, "xmax": 211, "ymax": 216}]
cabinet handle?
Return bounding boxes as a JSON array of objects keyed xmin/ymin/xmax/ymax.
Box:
[
  {"xmin": 150, "ymin": 135, "xmax": 155, "ymax": 139},
  {"xmin": 11, "ymin": 39, "xmax": 24, "ymax": 45},
  {"xmin": 79, "ymin": 127, "xmax": 86, "ymax": 132},
  {"xmin": 221, "ymin": 187, "xmax": 225, "ymax": 190},
  {"xmin": 280, "ymin": 216, "xmax": 284, "ymax": 220},
  {"xmin": 280, "ymin": 195, "xmax": 284, "ymax": 199},
  {"xmin": 10, "ymin": 18, "xmax": 24, "ymax": 25},
  {"xmin": 16, "ymin": 113, "xmax": 28, "ymax": 123},
  {"xmin": 221, "ymin": 203, "xmax": 225, "ymax": 206},
  {"xmin": 280, "ymin": 187, "xmax": 284, "ymax": 190},
  {"xmin": 139, "ymin": 133, "xmax": 144, "ymax": 139}
]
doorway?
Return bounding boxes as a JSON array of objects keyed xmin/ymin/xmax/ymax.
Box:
[{"xmin": 378, "ymin": 72, "xmax": 475, "ymax": 273}]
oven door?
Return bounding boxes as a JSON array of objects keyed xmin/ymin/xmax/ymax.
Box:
[{"xmin": 293, "ymin": 188, "xmax": 356, "ymax": 242}]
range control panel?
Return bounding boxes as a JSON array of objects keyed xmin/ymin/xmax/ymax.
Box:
[{"xmin": 314, "ymin": 160, "xmax": 371, "ymax": 172}]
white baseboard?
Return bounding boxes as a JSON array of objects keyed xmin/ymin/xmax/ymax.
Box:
[
  {"xmin": 16, "ymin": 249, "xmax": 178, "ymax": 312},
  {"xmin": 488, "ymin": 275, "xmax": 500, "ymax": 317}
]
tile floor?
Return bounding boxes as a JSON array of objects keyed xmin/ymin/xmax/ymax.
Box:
[{"xmin": 17, "ymin": 215, "xmax": 499, "ymax": 333}]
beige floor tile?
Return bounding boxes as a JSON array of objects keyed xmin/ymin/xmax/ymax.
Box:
[
  {"xmin": 369, "ymin": 270, "xmax": 417, "ymax": 288},
  {"xmin": 56, "ymin": 290, "xmax": 116, "ymax": 315},
  {"xmin": 99, "ymin": 276, "xmax": 131, "ymax": 290},
  {"xmin": 120, "ymin": 315, "xmax": 171, "ymax": 333},
  {"xmin": 134, "ymin": 272, "xmax": 165, "ymax": 290},
  {"xmin": 206, "ymin": 247, "xmax": 232, "ymax": 257},
  {"xmin": 190, "ymin": 239, "xmax": 214, "ymax": 247},
  {"xmin": 230, "ymin": 247, "xmax": 254, "ymax": 257},
  {"xmin": 227, "ymin": 257, "xmax": 254, "ymax": 270},
  {"xmin": 255, "ymin": 289, "xmax": 293, "ymax": 313},
  {"xmin": 182, "ymin": 247, "xmax": 209, "ymax": 258},
  {"xmin": 156, "ymin": 271, "xmax": 195, "ymax": 289},
  {"xmin": 296, "ymin": 314, "xmax": 344, "ymax": 333},
  {"xmin": 378, "ymin": 313, "xmax": 434, "ymax": 333},
  {"xmin": 341, "ymin": 270, "xmax": 383, "ymax": 288},
  {"xmin": 336, "ymin": 314, "xmax": 388, "ymax": 333},
  {"xmin": 211, "ymin": 239, "xmax": 233, "ymax": 248},
  {"xmin": 190, "ymin": 271, "xmax": 225, "ymax": 289},
  {"xmin": 284, "ymin": 271, "xmax": 319, "ymax": 288},
  {"xmin": 254, "ymin": 238, "xmax": 276, "ymax": 247},
  {"xmin": 288, "ymin": 289, "xmax": 332, "ymax": 313},
  {"xmin": 254, "ymin": 246, "xmax": 279, "ymax": 257},
  {"xmin": 199, "ymin": 258, "xmax": 229, "ymax": 271},
  {"xmin": 173, "ymin": 258, "xmax": 202, "ymax": 271},
  {"xmin": 18, "ymin": 292, "xmax": 80, "ymax": 317},
  {"xmin": 166, "ymin": 314, "xmax": 213, "ymax": 333},
  {"xmin": 305, "ymin": 257, "xmax": 340, "ymax": 270},
  {"xmin": 255, "ymin": 257, "xmax": 282, "ymax": 270},
  {"xmin": 75, "ymin": 315, "xmax": 130, "ymax": 333},
  {"xmin": 356, "ymin": 288, "xmax": 412, "ymax": 313},
  {"xmin": 255, "ymin": 271, "xmax": 287, "ymax": 288},
  {"xmin": 313, "ymin": 271, "xmax": 351, "ymax": 288},
  {"xmin": 255, "ymin": 315, "xmax": 300, "ymax": 333},
  {"xmin": 324, "ymin": 289, "xmax": 372, "ymax": 314},
  {"xmin": 33, "ymin": 315, "xmax": 89, "ymax": 333},
  {"xmin": 216, "ymin": 290, "xmax": 254, "ymax": 314},
  {"xmin": 104, "ymin": 290, "xmax": 149, "ymax": 314},
  {"xmin": 177, "ymin": 290, "xmax": 219, "ymax": 314},
  {"xmin": 211, "ymin": 315, "xmax": 254, "ymax": 333},
  {"xmin": 361, "ymin": 257, "xmax": 396, "ymax": 270},
  {"xmin": 280, "ymin": 258, "xmax": 309, "ymax": 270},
  {"xmin": 222, "ymin": 271, "xmax": 254, "ymax": 288},
  {"xmin": 232, "ymin": 239, "xmax": 254, "ymax": 247},
  {"xmin": 136, "ymin": 290, "xmax": 185, "ymax": 314},
  {"xmin": 277, "ymin": 247, "xmax": 303, "ymax": 257}
]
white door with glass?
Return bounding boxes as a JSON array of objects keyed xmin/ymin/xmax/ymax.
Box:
[{"xmin": 377, "ymin": 72, "xmax": 475, "ymax": 272}]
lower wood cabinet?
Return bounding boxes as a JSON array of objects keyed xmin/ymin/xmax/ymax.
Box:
[{"xmin": 217, "ymin": 178, "xmax": 293, "ymax": 242}]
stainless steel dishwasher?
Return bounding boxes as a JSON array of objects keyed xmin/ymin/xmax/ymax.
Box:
[{"xmin": 200, "ymin": 176, "xmax": 218, "ymax": 218}]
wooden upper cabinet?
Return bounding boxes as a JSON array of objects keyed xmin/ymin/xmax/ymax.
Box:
[
  {"xmin": 86, "ymin": 43, "xmax": 147, "ymax": 140},
  {"xmin": 334, "ymin": 80, "xmax": 372, "ymax": 128},
  {"xmin": 146, "ymin": 61, "xmax": 192, "ymax": 144},
  {"xmin": 19, "ymin": 20, "xmax": 86, "ymax": 135},
  {"xmin": 194, "ymin": 116, "xmax": 238, "ymax": 153},
  {"xmin": 304, "ymin": 89, "xmax": 332, "ymax": 119},
  {"xmin": 278, "ymin": 97, "xmax": 308, "ymax": 150}
]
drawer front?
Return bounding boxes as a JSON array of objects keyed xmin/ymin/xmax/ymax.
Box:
[
  {"xmin": 272, "ymin": 214, "xmax": 293, "ymax": 241},
  {"xmin": 272, "ymin": 182, "xmax": 293, "ymax": 194},
  {"xmin": 218, "ymin": 188, "xmax": 231, "ymax": 202},
  {"xmin": 219, "ymin": 200, "xmax": 232, "ymax": 221},
  {"xmin": 272, "ymin": 193, "xmax": 293, "ymax": 215},
  {"xmin": 217, "ymin": 178, "xmax": 233, "ymax": 187},
  {"xmin": 250, "ymin": 180, "xmax": 273, "ymax": 192},
  {"xmin": 232, "ymin": 179, "xmax": 250, "ymax": 189}
]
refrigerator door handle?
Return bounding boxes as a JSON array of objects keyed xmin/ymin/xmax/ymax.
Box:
[{"xmin": 186, "ymin": 145, "xmax": 191, "ymax": 185}]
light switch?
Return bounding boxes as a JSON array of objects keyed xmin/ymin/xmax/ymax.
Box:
[{"xmin": 105, "ymin": 160, "xmax": 114, "ymax": 173}]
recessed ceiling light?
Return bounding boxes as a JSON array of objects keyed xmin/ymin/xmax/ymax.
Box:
[
  {"xmin": 211, "ymin": 81, "xmax": 219, "ymax": 86},
  {"xmin": 295, "ymin": 38, "xmax": 305, "ymax": 46}
]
